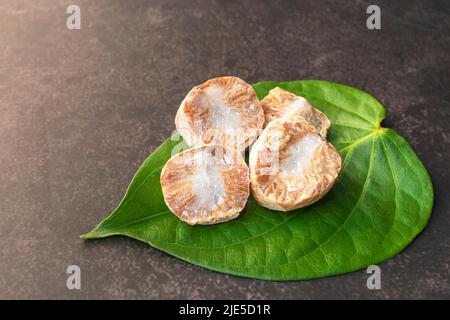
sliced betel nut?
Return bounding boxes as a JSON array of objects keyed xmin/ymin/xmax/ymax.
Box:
[
  {"xmin": 260, "ymin": 87, "xmax": 330, "ymax": 137},
  {"xmin": 160, "ymin": 145, "xmax": 250, "ymax": 225},
  {"xmin": 249, "ymin": 116, "xmax": 342, "ymax": 211},
  {"xmin": 175, "ymin": 76, "xmax": 265, "ymax": 151}
]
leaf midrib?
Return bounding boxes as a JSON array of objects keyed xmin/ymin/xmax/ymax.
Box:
[{"xmin": 87, "ymin": 131, "xmax": 383, "ymax": 255}]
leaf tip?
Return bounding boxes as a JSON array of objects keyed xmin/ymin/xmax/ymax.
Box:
[
  {"xmin": 79, "ymin": 225, "xmax": 117, "ymax": 240},
  {"xmin": 79, "ymin": 232, "xmax": 94, "ymax": 240},
  {"xmin": 79, "ymin": 227, "xmax": 103, "ymax": 240}
]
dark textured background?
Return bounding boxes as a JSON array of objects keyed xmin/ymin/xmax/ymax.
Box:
[{"xmin": 0, "ymin": 0, "xmax": 449, "ymax": 299}]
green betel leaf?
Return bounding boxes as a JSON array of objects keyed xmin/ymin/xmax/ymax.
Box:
[{"xmin": 81, "ymin": 80, "xmax": 434, "ymax": 280}]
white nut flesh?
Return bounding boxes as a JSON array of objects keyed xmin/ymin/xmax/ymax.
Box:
[
  {"xmin": 160, "ymin": 145, "xmax": 250, "ymax": 225},
  {"xmin": 260, "ymin": 87, "xmax": 330, "ymax": 138},
  {"xmin": 175, "ymin": 76, "xmax": 265, "ymax": 151},
  {"xmin": 249, "ymin": 116, "xmax": 341, "ymax": 211}
]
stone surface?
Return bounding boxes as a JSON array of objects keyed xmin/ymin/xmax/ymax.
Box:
[{"xmin": 0, "ymin": 0, "xmax": 449, "ymax": 299}]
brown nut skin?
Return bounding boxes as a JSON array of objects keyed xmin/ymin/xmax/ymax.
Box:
[
  {"xmin": 260, "ymin": 87, "xmax": 330, "ymax": 138},
  {"xmin": 175, "ymin": 76, "xmax": 265, "ymax": 151},
  {"xmin": 160, "ymin": 145, "xmax": 250, "ymax": 225},
  {"xmin": 249, "ymin": 116, "xmax": 342, "ymax": 212}
]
